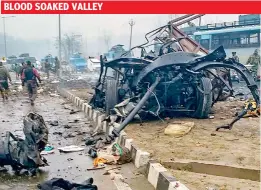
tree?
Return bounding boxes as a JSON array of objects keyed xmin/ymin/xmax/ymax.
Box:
[{"xmin": 54, "ymin": 33, "xmax": 82, "ymax": 61}]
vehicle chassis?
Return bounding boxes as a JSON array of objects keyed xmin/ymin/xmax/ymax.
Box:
[{"xmin": 90, "ymin": 15, "xmax": 259, "ymax": 136}]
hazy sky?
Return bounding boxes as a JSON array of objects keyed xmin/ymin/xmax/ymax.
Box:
[{"xmin": 0, "ymin": 14, "xmax": 241, "ymax": 57}]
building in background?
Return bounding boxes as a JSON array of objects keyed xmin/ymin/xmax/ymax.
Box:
[{"xmin": 182, "ymin": 14, "xmax": 260, "ymax": 64}]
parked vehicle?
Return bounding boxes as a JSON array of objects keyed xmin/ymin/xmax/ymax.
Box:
[
  {"xmin": 69, "ymin": 53, "xmax": 87, "ymax": 72},
  {"xmin": 87, "ymin": 57, "xmax": 100, "ymax": 72}
]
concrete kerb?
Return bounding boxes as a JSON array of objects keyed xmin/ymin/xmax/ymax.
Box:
[{"xmin": 56, "ymin": 87, "xmax": 190, "ymax": 190}]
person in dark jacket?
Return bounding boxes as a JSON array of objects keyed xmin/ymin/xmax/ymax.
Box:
[{"xmin": 22, "ymin": 61, "xmax": 41, "ymax": 105}]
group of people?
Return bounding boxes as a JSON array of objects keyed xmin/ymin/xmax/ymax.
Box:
[
  {"xmin": 43, "ymin": 56, "xmax": 60, "ymax": 79},
  {"xmin": 0, "ymin": 61, "xmax": 41, "ymax": 105},
  {"xmin": 0, "ymin": 56, "xmax": 61, "ymax": 105},
  {"xmin": 231, "ymin": 49, "xmax": 260, "ymax": 75}
]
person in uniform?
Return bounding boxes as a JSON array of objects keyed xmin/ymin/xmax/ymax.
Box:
[
  {"xmin": 246, "ymin": 49, "xmax": 260, "ymax": 75},
  {"xmin": 0, "ymin": 61, "xmax": 12, "ymax": 101},
  {"xmin": 231, "ymin": 52, "xmax": 239, "ymax": 62},
  {"xmin": 22, "ymin": 61, "xmax": 41, "ymax": 105},
  {"xmin": 44, "ymin": 59, "xmax": 51, "ymax": 79},
  {"xmin": 54, "ymin": 57, "xmax": 60, "ymax": 76}
]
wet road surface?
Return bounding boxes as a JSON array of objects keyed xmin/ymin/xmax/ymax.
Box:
[{"xmin": 0, "ymin": 78, "xmax": 154, "ymax": 190}]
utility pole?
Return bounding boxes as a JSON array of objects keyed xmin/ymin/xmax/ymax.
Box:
[
  {"xmin": 58, "ymin": 14, "xmax": 62, "ymax": 61},
  {"xmin": 129, "ymin": 19, "xmax": 135, "ymax": 50},
  {"xmin": 1, "ymin": 16, "xmax": 15, "ymax": 58}
]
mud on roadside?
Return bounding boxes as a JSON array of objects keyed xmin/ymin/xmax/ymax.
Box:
[{"xmin": 124, "ymin": 100, "xmax": 260, "ymax": 189}]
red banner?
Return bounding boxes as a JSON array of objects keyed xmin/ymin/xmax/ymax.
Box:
[{"xmin": 1, "ymin": 0, "xmax": 261, "ymax": 14}]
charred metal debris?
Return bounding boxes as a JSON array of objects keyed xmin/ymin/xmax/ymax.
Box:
[
  {"xmin": 89, "ymin": 14, "xmax": 260, "ymax": 136},
  {"xmin": 0, "ymin": 112, "xmax": 49, "ymax": 175}
]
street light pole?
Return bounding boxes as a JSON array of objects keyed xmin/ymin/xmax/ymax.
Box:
[
  {"xmin": 1, "ymin": 16, "xmax": 15, "ymax": 58},
  {"xmin": 58, "ymin": 14, "xmax": 62, "ymax": 61},
  {"xmin": 3, "ymin": 18, "xmax": 7, "ymax": 58},
  {"xmin": 129, "ymin": 19, "xmax": 135, "ymax": 50}
]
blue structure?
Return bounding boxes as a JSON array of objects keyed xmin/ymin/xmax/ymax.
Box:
[
  {"xmin": 69, "ymin": 53, "xmax": 87, "ymax": 72},
  {"xmin": 182, "ymin": 14, "xmax": 260, "ymax": 64}
]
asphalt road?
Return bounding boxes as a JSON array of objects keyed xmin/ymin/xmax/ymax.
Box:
[{"xmin": 0, "ymin": 73, "xmax": 154, "ymax": 190}]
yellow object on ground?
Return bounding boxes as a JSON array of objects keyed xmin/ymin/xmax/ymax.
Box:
[
  {"xmin": 93, "ymin": 157, "xmax": 108, "ymax": 167},
  {"xmin": 242, "ymin": 99, "xmax": 260, "ymax": 118}
]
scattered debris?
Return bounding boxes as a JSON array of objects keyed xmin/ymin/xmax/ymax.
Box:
[
  {"xmin": 64, "ymin": 125, "xmax": 71, "ymax": 129},
  {"xmin": 0, "ymin": 167, "xmax": 8, "ymax": 172},
  {"xmin": 68, "ymin": 119, "xmax": 79, "ymax": 123},
  {"xmin": 37, "ymin": 177, "xmax": 97, "ymax": 190},
  {"xmin": 53, "ymin": 131, "xmax": 63, "ymax": 136},
  {"xmin": 49, "ymin": 120, "xmax": 59, "ymax": 126},
  {"xmin": 70, "ymin": 109, "xmax": 80, "ymax": 114},
  {"xmin": 58, "ymin": 145, "xmax": 84, "ymax": 153},
  {"xmin": 0, "ymin": 112, "xmax": 49, "ymax": 175},
  {"xmin": 50, "ymin": 93, "xmax": 60, "ymax": 97},
  {"xmin": 209, "ymin": 115, "xmax": 215, "ymax": 119},
  {"xmin": 37, "ymin": 88, "xmax": 44, "ymax": 94},
  {"xmin": 87, "ymin": 166, "xmax": 105, "ymax": 171}
]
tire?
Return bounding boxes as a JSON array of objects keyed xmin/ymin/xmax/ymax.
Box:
[
  {"xmin": 105, "ymin": 78, "xmax": 118, "ymax": 115},
  {"xmin": 193, "ymin": 77, "xmax": 213, "ymax": 119}
]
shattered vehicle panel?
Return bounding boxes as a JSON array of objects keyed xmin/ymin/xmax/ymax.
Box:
[
  {"xmin": 89, "ymin": 14, "xmax": 259, "ymax": 136},
  {"xmin": 0, "ymin": 112, "xmax": 48, "ymax": 173}
]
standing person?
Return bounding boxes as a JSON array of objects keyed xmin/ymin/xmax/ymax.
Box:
[
  {"xmin": 54, "ymin": 57, "xmax": 60, "ymax": 76},
  {"xmin": 246, "ymin": 49, "xmax": 260, "ymax": 76},
  {"xmin": 20, "ymin": 62, "xmax": 27, "ymax": 92},
  {"xmin": 0, "ymin": 61, "xmax": 12, "ymax": 101},
  {"xmin": 44, "ymin": 59, "xmax": 50, "ymax": 79},
  {"xmin": 22, "ymin": 61, "xmax": 41, "ymax": 106},
  {"xmin": 231, "ymin": 52, "xmax": 239, "ymax": 62},
  {"xmin": 14, "ymin": 63, "xmax": 21, "ymax": 80}
]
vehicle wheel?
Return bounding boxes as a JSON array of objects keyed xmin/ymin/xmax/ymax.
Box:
[
  {"xmin": 105, "ymin": 78, "xmax": 118, "ymax": 115},
  {"xmin": 193, "ymin": 77, "xmax": 213, "ymax": 119}
]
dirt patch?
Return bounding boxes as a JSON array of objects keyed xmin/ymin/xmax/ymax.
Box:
[
  {"xmin": 170, "ymin": 169, "xmax": 260, "ymax": 190},
  {"xmin": 125, "ymin": 100, "xmax": 260, "ymax": 188}
]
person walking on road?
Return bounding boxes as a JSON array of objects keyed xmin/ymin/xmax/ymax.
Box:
[
  {"xmin": 0, "ymin": 61, "xmax": 12, "ymax": 101},
  {"xmin": 54, "ymin": 56, "xmax": 60, "ymax": 76},
  {"xmin": 22, "ymin": 61, "xmax": 41, "ymax": 106},
  {"xmin": 14, "ymin": 63, "xmax": 21, "ymax": 80},
  {"xmin": 44, "ymin": 59, "xmax": 51, "ymax": 79},
  {"xmin": 20, "ymin": 62, "xmax": 27, "ymax": 93}
]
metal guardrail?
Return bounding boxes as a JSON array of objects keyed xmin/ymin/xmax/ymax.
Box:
[{"xmin": 200, "ymin": 19, "xmax": 260, "ymax": 31}]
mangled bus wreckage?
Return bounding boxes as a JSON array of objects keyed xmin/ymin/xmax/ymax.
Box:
[{"xmin": 90, "ymin": 14, "xmax": 260, "ymax": 136}]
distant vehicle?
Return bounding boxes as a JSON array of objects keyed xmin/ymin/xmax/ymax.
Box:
[
  {"xmin": 24, "ymin": 56, "xmax": 37, "ymax": 64},
  {"xmin": 19, "ymin": 53, "xmax": 29, "ymax": 58},
  {"xmin": 6, "ymin": 55, "xmax": 17, "ymax": 65},
  {"xmin": 103, "ymin": 44, "xmax": 128, "ymax": 61},
  {"xmin": 87, "ymin": 57, "xmax": 100, "ymax": 72},
  {"xmin": 69, "ymin": 53, "xmax": 87, "ymax": 72}
]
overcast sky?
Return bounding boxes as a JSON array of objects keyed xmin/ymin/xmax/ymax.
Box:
[{"xmin": 0, "ymin": 14, "xmax": 241, "ymax": 58}]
